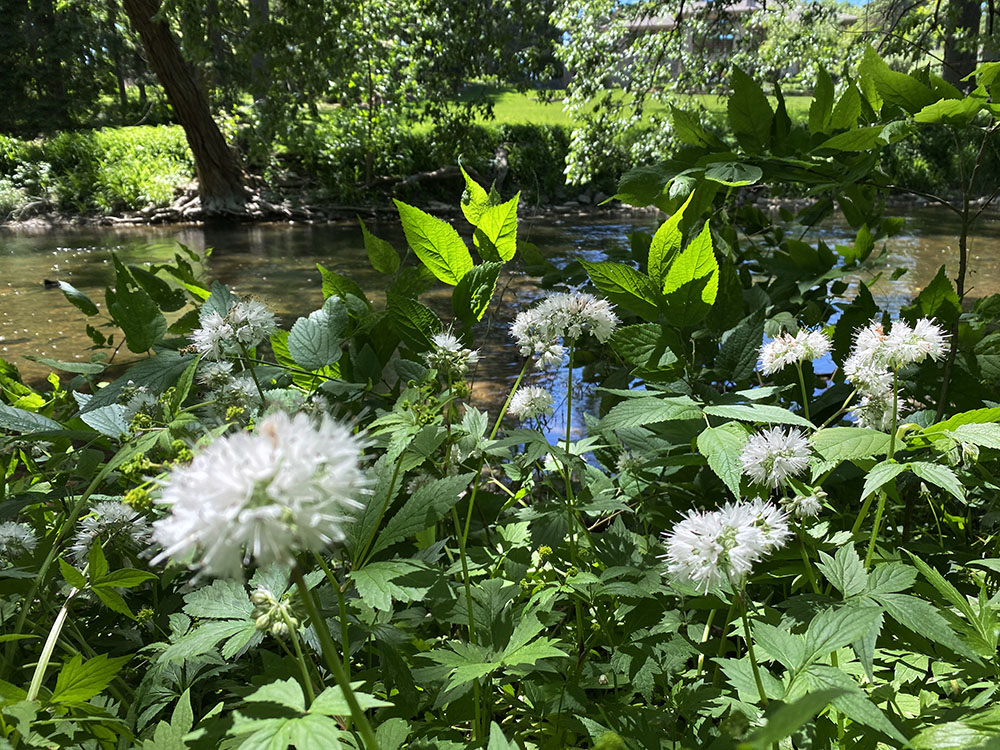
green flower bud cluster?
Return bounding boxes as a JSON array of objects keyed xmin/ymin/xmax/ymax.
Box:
[{"xmin": 250, "ymin": 588, "xmax": 298, "ymax": 639}]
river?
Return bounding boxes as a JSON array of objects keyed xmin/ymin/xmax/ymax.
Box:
[{"xmin": 2, "ymin": 206, "xmax": 999, "ymax": 436}]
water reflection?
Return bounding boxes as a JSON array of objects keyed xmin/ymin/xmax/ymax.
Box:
[{"xmin": 1, "ymin": 206, "xmax": 998, "ymax": 442}]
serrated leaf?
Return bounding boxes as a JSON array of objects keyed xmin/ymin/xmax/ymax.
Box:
[
  {"xmin": 906, "ymin": 551, "xmax": 981, "ymax": 627},
  {"xmin": 72, "ymin": 391, "xmax": 127, "ymax": 438},
  {"xmin": 581, "ymin": 260, "xmax": 660, "ymax": 321},
  {"xmin": 0, "ymin": 402, "xmax": 62, "ymax": 433},
  {"xmin": 58, "ymin": 557, "xmax": 87, "ymax": 589},
  {"xmin": 288, "ymin": 296, "xmax": 347, "ymax": 371},
  {"xmin": 50, "ymin": 653, "xmax": 131, "ymax": 704},
  {"xmin": 95, "ymin": 569, "xmax": 157, "ymax": 589},
  {"xmin": 703, "ymin": 161, "xmax": 762, "ymax": 187},
  {"xmin": 370, "ymin": 473, "xmax": 475, "ymax": 556},
  {"xmin": 453, "ymin": 262, "xmax": 502, "ymax": 323},
  {"xmin": 926, "ymin": 407, "xmax": 1000, "ymax": 434},
  {"xmin": 804, "ymin": 606, "xmax": 883, "ymax": 663},
  {"xmin": 874, "ymin": 592, "xmax": 980, "ymax": 662},
  {"xmin": 810, "ymin": 427, "xmax": 890, "ymax": 463},
  {"xmin": 947, "ymin": 423, "xmax": 1000, "ymax": 449},
  {"xmin": 394, "ymin": 199, "xmax": 473, "ymax": 285},
  {"xmin": 860, "ymin": 45, "xmax": 936, "ymax": 113},
  {"xmin": 351, "ymin": 560, "xmax": 428, "ymax": 611},
  {"xmin": 717, "ymin": 313, "xmax": 765, "ymax": 382},
  {"xmin": 317, "ymin": 263, "xmax": 370, "ymax": 307},
  {"xmin": 93, "ymin": 586, "xmax": 135, "ymax": 619},
  {"xmin": 809, "ymin": 67, "xmax": 834, "ymax": 134},
  {"xmin": 359, "ymin": 217, "xmax": 400, "ymax": 274},
  {"xmin": 860, "ymin": 461, "xmax": 908, "ymax": 501},
  {"xmin": 79, "ymin": 351, "xmax": 194, "ymax": 414},
  {"xmin": 609, "ymin": 323, "xmax": 681, "ymax": 379},
  {"xmin": 648, "ymin": 192, "xmax": 692, "ymax": 283},
  {"xmin": 816, "ymin": 546, "xmax": 868, "ymax": 599},
  {"xmin": 245, "ymin": 678, "xmax": 306, "ymax": 712},
  {"xmin": 106, "ymin": 257, "xmax": 167, "ymax": 353},
  {"xmin": 697, "ymin": 422, "xmax": 749, "ymax": 497},
  {"xmin": 662, "ymin": 221, "xmax": 718, "ymax": 316},
  {"xmin": 909, "ymin": 461, "xmax": 965, "ymax": 501},
  {"xmin": 704, "ymin": 403, "xmax": 813, "ymax": 428},
  {"xmin": 601, "ymin": 396, "xmax": 702, "ymax": 430},
  {"xmin": 800, "ymin": 665, "xmax": 908, "ymax": 744},
  {"xmin": 460, "ymin": 166, "xmax": 494, "ymax": 225},
  {"xmin": 473, "ymin": 193, "xmax": 519, "ymax": 262},
  {"xmin": 487, "ymin": 722, "xmax": 518, "ymax": 750},
  {"xmin": 183, "ymin": 579, "xmax": 253, "ymax": 620},
  {"xmin": 386, "ymin": 292, "xmax": 441, "ymax": 351},
  {"xmin": 728, "ymin": 66, "xmax": 774, "ymax": 151},
  {"xmin": 160, "ymin": 620, "xmax": 252, "ymax": 665}
]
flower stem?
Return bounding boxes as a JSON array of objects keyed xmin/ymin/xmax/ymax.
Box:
[
  {"xmin": 238, "ymin": 341, "xmax": 268, "ymax": 414},
  {"xmin": 489, "ymin": 359, "xmax": 530, "ymax": 440},
  {"xmin": 796, "ymin": 528, "xmax": 820, "ymax": 595},
  {"xmin": 293, "ymin": 568, "xmax": 379, "ymax": 750},
  {"xmin": 279, "ymin": 607, "xmax": 316, "ymax": 706},
  {"xmin": 740, "ymin": 594, "xmax": 768, "ymax": 708},
  {"xmin": 864, "ymin": 371, "xmax": 899, "ymax": 571},
  {"xmin": 795, "ymin": 362, "xmax": 811, "ymax": 422},
  {"xmin": 26, "ymin": 588, "xmax": 78, "ymax": 702},
  {"xmin": 696, "ymin": 608, "xmax": 718, "ymax": 677},
  {"xmin": 312, "ymin": 553, "xmax": 350, "ymax": 671},
  {"xmin": 864, "ymin": 492, "xmax": 888, "ymax": 571}
]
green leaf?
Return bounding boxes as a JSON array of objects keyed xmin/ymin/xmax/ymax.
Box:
[
  {"xmin": 860, "ymin": 45, "xmax": 936, "ymax": 113},
  {"xmin": 359, "ymin": 217, "xmax": 401, "ymax": 274},
  {"xmin": 460, "ymin": 166, "xmax": 494, "ymax": 225},
  {"xmin": 816, "ymin": 125, "xmax": 885, "ymax": 152},
  {"xmin": 660, "ymin": 222, "xmax": 719, "ymax": 326},
  {"xmin": 375, "ymin": 718, "xmax": 410, "ymax": 750},
  {"xmin": 501, "ymin": 613, "xmax": 567, "ymax": 666},
  {"xmin": 830, "ymin": 84, "xmax": 862, "ymax": 130},
  {"xmin": 386, "ymin": 292, "xmax": 441, "ymax": 351},
  {"xmin": 906, "ymin": 551, "xmax": 981, "ymax": 626},
  {"xmin": 810, "ymin": 427, "xmax": 890, "ymax": 463},
  {"xmin": 317, "ymin": 263, "xmax": 370, "ymax": 307},
  {"xmin": 816, "ymin": 546, "xmax": 868, "ymax": 599},
  {"xmin": 394, "ymin": 199, "xmax": 473, "ymax": 285},
  {"xmin": 738, "ymin": 689, "xmax": 845, "ymax": 750},
  {"xmin": 351, "ymin": 560, "xmax": 428, "ymax": 611},
  {"xmin": 800, "ymin": 665, "xmax": 908, "ymax": 744},
  {"xmin": 288, "ymin": 296, "xmax": 348, "ymax": 371},
  {"xmin": 311, "ymin": 683, "xmax": 392, "ymax": 716},
  {"xmin": 487, "ymin": 723, "xmax": 518, "ymax": 750},
  {"xmin": 54, "ymin": 281, "xmax": 99, "ymax": 316},
  {"xmin": 0, "ymin": 402, "xmax": 62, "ymax": 433},
  {"xmin": 609, "ymin": 323, "xmax": 681, "ymax": 380},
  {"xmin": 908, "ymin": 265, "xmax": 960, "ymax": 325},
  {"xmin": 704, "ymin": 403, "xmax": 813, "ymax": 428},
  {"xmin": 453, "ymin": 261, "xmax": 503, "ymax": 324},
  {"xmin": 245, "ymin": 678, "xmax": 306, "ymax": 712},
  {"xmin": 92, "ymin": 586, "xmax": 135, "ymax": 619},
  {"xmin": 580, "ymin": 261, "xmax": 660, "ymax": 321},
  {"xmin": 473, "ymin": 193, "xmax": 519, "ymax": 262},
  {"xmin": 926, "ymin": 407, "xmax": 1000, "ymax": 434},
  {"xmin": 106, "ymin": 256, "xmax": 167, "ymax": 353},
  {"xmin": 50, "ymin": 653, "xmax": 131, "ymax": 704},
  {"xmin": 914, "ymin": 95, "xmax": 984, "ymax": 125},
  {"xmin": 600, "ymin": 396, "xmax": 702, "ymax": 430},
  {"xmin": 94, "ymin": 569, "xmax": 157, "ymax": 589},
  {"xmin": 697, "ymin": 422, "xmax": 749, "ymax": 497},
  {"xmin": 717, "ymin": 313, "xmax": 765, "ymax": 382},
  {"xmin": 200, "ymin": 281, "xmax": 238, "ymax": 319},
  {"xmin": 874, "ymin": 592, "xmax": 980, "ymax": 662},
  {"xmin": 58, "ymin": 557, "xmax": 87, "ymax": 589},
  {"xmin": 670, "ymin": 105, "xmax": 723, "ymax": 148},
  {"xmin": 88, "ymin": 540, "xmax": 108, "ymax": 580},
  {"xmin": 79, "ymin": 351, "xmax": 195, "ymax": 415},
  {"xmin": 648, "ymin": 192, "xmax": 692, "ymax": 283},
  {"xmin": 703, "ymin": 161, "xmax": 762, "ymax": 187},
  {"xmin": 129, "ymin": 265, "xmax": 186, "ymax": 312},
  {"xmin": 909, "ymin": 461, "xmax": 965, "ymax": 501},
  {"xmin": 803, "ymin": 605, "xmax": 883, "ymax": 663},
  {"xmin": 160, "ymin": 620, "xmax": 253, "ymax": 665},
  {"xmin": 860, "ymin": 461, "xmax": 908, "ymax": 501},
  {"xmin": 23, "ymin": 356, "xmax": 105, "ymax": 376},
  {"xmin": 948, "ymin": 423, "xmax": 1000, "ymax": 449},
  {"xmin": 809, "ymin": 67, "xmax": 835, "ymax": 134},
  {"xmin": 183, "ymin": 579, "xmax": 254, "ymax": 620},
  {"xmin": 370, "ymin": 473, "xmax": 475, "ymax": 555},
  {"xmin": 728, "ymin": 66, "xmax": 774, "ymax": 151}
]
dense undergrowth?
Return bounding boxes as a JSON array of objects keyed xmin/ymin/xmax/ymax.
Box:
[{"xmin": 3, "ymin": 53, "xmax": 1000, "ymax": 750}]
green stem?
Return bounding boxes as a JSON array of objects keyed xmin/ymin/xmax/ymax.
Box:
[
  {"xmin": 280, "ymin": 607, "xmax": 316, "ymax": 706},
  {"xmin": 293, "ymin": 568, "xmax": 379, "ymax": 750},
  {"xmin": 355, "ymin": 450, "xmax": 406, "ymax": 568},
  {"xmin": 27, "ymin": 588, "xmax": 78, "ymax": 701},
  {"xmin": 740, "ymin": 594, "xmax": 768, "ymax": 708},
  {"xmin": 864, "ymin": 371, "xmax": 899, "ymax": 571},
  {"xmin": 238, "ymin": 341, "xmax": 268, "ymax": 414},
  {"xmin": 795, "ymin": 362, "xmax": 811, "ymax": 422},
  {"xmin": 864, "ymin": 493, "xmax": 888, "ymax": 571},
  {"xmin": 797, "ymin": 528, "xmax": 820, "ymax": 595},
  {"xmin": 696, "ymin": 608, "xmax": 718, "ymax": 677},
  {"xmin": 489, "ymin": 359, "xmax": 530, "ymax": 440}
]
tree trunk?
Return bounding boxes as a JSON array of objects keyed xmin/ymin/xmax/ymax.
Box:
[
  {"xmin": 122, "ymin": 0, "xmax": 247, "ymax": 216},
  {"xmin": 248, "ymin": 0, "xmax": 269, "ymax": 101},
  {"xmin": 943, "ymin": 0, "xmax": 982, "ymax": 91}
]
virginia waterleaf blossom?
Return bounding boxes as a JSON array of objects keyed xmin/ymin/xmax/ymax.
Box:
[
  {"xmin": 191, "ymin": 298, "xmax": 277, "ymax": 360},
  {"xmin": 71, "ymin": 500, "xmax": 152, "ymax": 565},
  {"xmin": 740, "ymin": 426, "xmax": 812, "ymax": 489},
  {"xmin": 508, "ymin": 385, "xmax": 555, "ymax": 420},
  {"xmin": 0, "ymin": 521, "xmax": 37, "ymax": 563},
  {"xmin": 424, "ymin": 331, "xmax": 480, "ymax": 378},
  {"xmin": 152, "ymin": 411, "xmax": 367, "ymax": 578},
  {"xmin": 841, "ymin": 317, "xmax": 947, "ymax": 429},
  {"xmin": 759, "ymin": 328, "xmax": 832, "ymax": 375},
  {"xmin": 510, "ymin": 292, "xmax": 618, "ymax": 369},
  {"xmin": 663, "ymin": 500, "xmax": 790, "ymax": 591}
]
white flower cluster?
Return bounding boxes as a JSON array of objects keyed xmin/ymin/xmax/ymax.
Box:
[
  {"xmin": 424, "ymin": 332, "xmax": 480, "ymax": 378},
  {"xmin": 152, "ymin": 411, "xmax": 367, "ymax": 578},
  {"xmin": 842, "ymin": 318, "xmax": 947, "ymax": 430},
  {"xmin": 0, "ymin": 521, "xmax": 37, "ymax": 563},
  {"xmin": 663, "ymin": 500, "xmax": 790, "ymax": 591},
  {"xmin": 782, "ymin": 489, "xmax": 826, "ymax": 519},
  {"xmin": 740, "ymin": 427, "xmax": 811, "ymax": 489},
  {"xmin": 192, "ymin": 297, "xmax": 277, "ymax": 360},
  {"xmin": 759, "ymin": 328, "xmax": 832, "ymax": 376},
  {"xmin": 508, "ymin": 385, "xmax": 555, "ymax": 420},
  {"xmin": 71, "ymin": 500, "xmax": 152, "ymax": 565},
  {"xmin": 510, "ymin": 292, "xmax": 619, "ymax": 369}
]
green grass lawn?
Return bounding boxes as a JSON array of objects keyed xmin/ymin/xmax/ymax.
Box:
[{"xmin": 460, "ymin": 84, "xmax": 812, "ymax": 127}]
